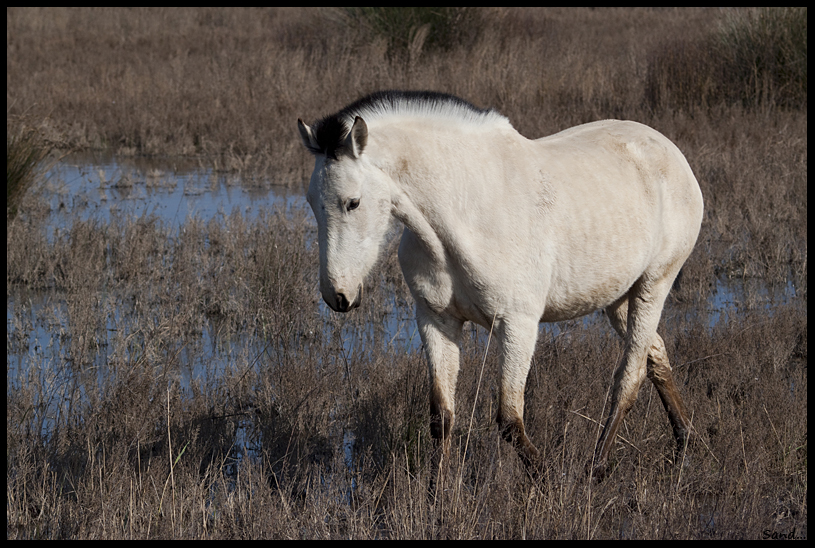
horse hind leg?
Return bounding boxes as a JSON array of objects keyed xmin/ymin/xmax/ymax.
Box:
[
  {"xmin": 605, "ymin": 296, "xmax": 691, "ymax": 452},
  {"xmin": 592, "ymin": 338, "xmax": 647, "ymax": 479},
  {"xmin": 595, "ymin": 277, "xmax": 689, "ymax": 479},
  {"xmin": 644, "ymin": 334, "xmax": 691, "ymax": 453}
]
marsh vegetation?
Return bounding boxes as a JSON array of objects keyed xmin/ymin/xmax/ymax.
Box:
[{"xmin": 7, "ymin": 8, "xmax": 806, "ymax": 539}]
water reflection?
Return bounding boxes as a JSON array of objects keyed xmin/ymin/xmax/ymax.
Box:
[{"xmin": 42, "ymin": 151, "xmax": 302, "ymax": 230}]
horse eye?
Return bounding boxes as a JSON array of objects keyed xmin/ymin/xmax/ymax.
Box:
[{"xmin": 347, "ymin": 198, "xmax": 360, "ymax": 211}]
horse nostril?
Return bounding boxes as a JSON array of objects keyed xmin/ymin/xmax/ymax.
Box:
[
  {"xmin": 336, "ymin": 292, "xmax": 351, "ymax": 312},
  {"xmin": 324, "ymin": 285, "xmax": 362, "ymax": 313}
]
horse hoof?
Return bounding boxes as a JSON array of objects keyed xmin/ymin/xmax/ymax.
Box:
[{"xmin": 590, "ymin": 462, "xmax": 608, "ymax": 483}]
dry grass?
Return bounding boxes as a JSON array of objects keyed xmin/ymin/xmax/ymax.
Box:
[
  {"xmin": 7, "ymin": 9, "xmax": 806, "ymax": 169},
  {"xmin": 7, "ymin": 7, "xmax": 807, "ymax": 539},
  {"xmin": 7, "ymin": 119, "xmax": 53, "ymax": 218}
]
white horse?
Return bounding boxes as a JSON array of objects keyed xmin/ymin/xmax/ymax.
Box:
[{"xmin": 298, "ymin": 90, "xmax": 703, "ymax": 480}]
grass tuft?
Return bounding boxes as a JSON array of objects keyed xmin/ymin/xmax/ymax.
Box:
[
  {"xmin": 646, "ymin": 7, "xmax": 807, "ymax": 111},
  {"xmin": 7, "ymin": 121, "xmax": 51, "ymax": 218}
]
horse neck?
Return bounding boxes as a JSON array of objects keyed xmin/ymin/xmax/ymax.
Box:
[
  {"xmin": 379, "ymin": 148, "xmax": 459, "ymax": 266},
  {"xmin": 374, "ymin": 119, "xmax": 509, "ymax": 265},
  {"xmin": 385, "ymin": 181, "xmax": 443, "ymax": 265}
]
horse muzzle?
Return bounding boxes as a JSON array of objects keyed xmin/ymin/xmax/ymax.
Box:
[{"xmin": 323, "ymin": 284, "xmax": 363, "ymax": 313}]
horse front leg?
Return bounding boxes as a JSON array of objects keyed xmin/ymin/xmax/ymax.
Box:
[
  {"xmin": 415, "ymin": 303, "xmax": 464, "ymax": 484},
  {"xmin": 495, "ymin": 317, "xmax": 542, "ymax": 475}
]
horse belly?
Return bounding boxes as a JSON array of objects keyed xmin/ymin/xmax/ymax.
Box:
[
  {"xmin": 539, "ymin": 272, "xmax": 635, "ymax": 322},
  {"xmin": 537, "ymin": 223, "xmax": 654, "ymax": 323}
]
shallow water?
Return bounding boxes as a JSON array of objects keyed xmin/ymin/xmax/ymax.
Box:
[{"xmin": 41, "ymin": 151, "xmax": 302, "ymax": 231}]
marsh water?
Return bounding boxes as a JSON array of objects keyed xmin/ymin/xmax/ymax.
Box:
[{"xmin": 38, "ymin": 151, "xmax": 305, "ymax": 231}]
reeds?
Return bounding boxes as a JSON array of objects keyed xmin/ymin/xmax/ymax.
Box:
[
  {"xmin": 7, "ymin": 121, "xmax": 51, "ymax": 218},
  {"xmin": 646, "ymin": 7, "xmax": 807, "ymax": 112}
]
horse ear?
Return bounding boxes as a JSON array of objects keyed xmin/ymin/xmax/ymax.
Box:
[
  {"xmin": 297, "ymin": 119, "xmax": 320, "ymax": 154},
  {"xmin": 342, "ymin": 116, "xmax": 368, "ymax": 159}
]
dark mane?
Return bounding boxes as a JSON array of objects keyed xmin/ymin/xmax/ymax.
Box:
[{"xmin": 304, "ymin": 90, "xmax": 505, "ymax": 159}]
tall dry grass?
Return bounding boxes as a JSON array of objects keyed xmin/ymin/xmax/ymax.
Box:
[
  {"xmin": 7, "ymin": 7, "xmax": 807, "ymax": 539},
  {"xmin": 7, "ymin": 9, "xmax": 806, "ymax": 168},
  {"xmin": 7, "ymin": 119, "xmax": 52, "ymax": 219}
]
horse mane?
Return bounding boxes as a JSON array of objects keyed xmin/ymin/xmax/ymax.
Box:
[{"xmin": 304, "ymin": 90, "xmax": 511, "ymax": 159}]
